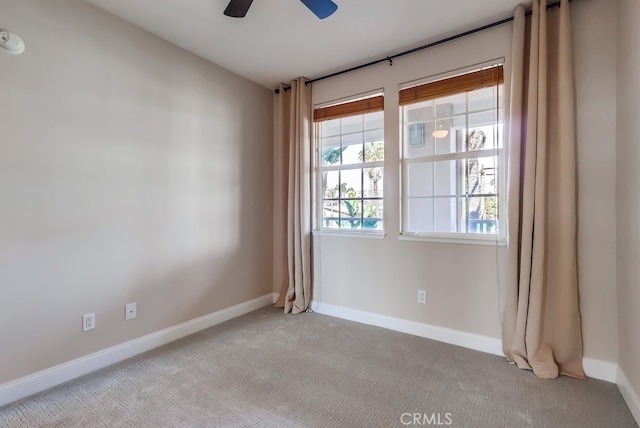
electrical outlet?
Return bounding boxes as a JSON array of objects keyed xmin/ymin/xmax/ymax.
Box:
[
  {"xmin": 418, "ymin": 290, "xmax": 427, "ymax": 304},
  {"xmin": 83, "ymin": 313, "xmax": 95, "ymax": 331},
  {"xmin": 125, "ymin": 302, "xmax": 137, "ymax": 320}
]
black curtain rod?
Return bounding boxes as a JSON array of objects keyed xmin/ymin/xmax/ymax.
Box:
[{"xmin": 274, "ymin": 0, "xmax": 569, "ymax": 94}]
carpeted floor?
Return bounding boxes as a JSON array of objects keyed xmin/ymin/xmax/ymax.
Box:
[{"xmin": 0, "ymin": 306, "xmax": 636, "ymax": 428}]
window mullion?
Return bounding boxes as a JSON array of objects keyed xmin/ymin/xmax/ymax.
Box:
[
  {"xmin": 361, "ymin": 121, "xmax": 365, "ymax": 229},
  {"xmin": 401, "ymin": 67, "xmax": 503, "ymax": 239},
  {"xmin": 316, "ymin": 108, "xmax": 384, "ymax": 232},
  {"xmin": 403, "ymin": 149, "xmax": 498, "ymax": 164},
  {"xmin": 465, "ymin": 92, "xmax": 470, "ymax": 233},
  {"xmin": 321, "ymin": 161, "xmax": 383, "ymax": 172}
]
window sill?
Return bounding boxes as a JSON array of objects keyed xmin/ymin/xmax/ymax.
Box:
[
  {"xmin": 398, "ymin": 233, "xmax": 506, "ymax": 247},
  {"xmin": 313, "ymin": 230, "xmax": 386, "ymax": 240}
]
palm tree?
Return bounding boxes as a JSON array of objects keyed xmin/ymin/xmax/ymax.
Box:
[
  {"xmin": 322, "ymin": 142, "xmax": 384, "ymax": 229},
  {"xmin": 358, "ymin": 141, "xmax": 384, "ymax": 197},
  {"xmin": 322, "ymin": 146, "xmax": 345, "ymax": 197}
]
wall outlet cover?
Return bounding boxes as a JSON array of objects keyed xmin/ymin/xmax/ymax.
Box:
[
  {"xmin": 125, "ymin": 303, "xmax": 137, "ymax": 320},
  {"xmin": 83, "ymin": 313, "xmax": 95, "ymax": 331},
  {"xmin": 418, "ymin": 290, "xmax": 427, "ymax": 304}
]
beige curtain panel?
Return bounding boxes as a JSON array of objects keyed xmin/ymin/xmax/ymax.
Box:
[
  {"xmin": 501, "ymin": 0, "xmax": 585, "ymax": 379},
  {"xmin": 273, "ymin": 78, "xmax": 313, "ymax": 314}
]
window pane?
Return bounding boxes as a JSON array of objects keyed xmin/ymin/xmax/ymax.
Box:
[
  {"xmin": 407, "ymin": 198, "xmax": 434, "ymax": 233},
  {"xmin": 497, "ymin": 108, "xmax": 504, "ymax": 148},
  {"xmin": 401, "ymin": 69, "xmax": 503, "ymax": 238},
  {"xmin": 321, "ymin": 139, "xmax": 342, "ymax": 166},
  {"xmin": 342, "ymin": 115, "xmax": 363, "ymax": 134},
  {"xmin": 436, "ymin": 93, "xmax": 466, "ymax": 118},
  {"xmin": 363, "ymin": 200, "xmax": 383, "ymax": 230},
  {"xmin": 364, "ymin": 131, "xmax": 384, "ymax": 162},
  {"xmin": 323, "ymin": 170, "xmax": 339, "ymax": 198},
  {"xmin": 404, "ymin": 158, "xmax": 500, "ymax": 235},
  {"xmin": 363, "ymin": 167, "xmax": 383, "ymax": 197},
  {"xmin": 340, "ymin": 169, "xmax": 362, "ymax": 198},
  {"xmin": 466, "ymin": 126, "xmax": 495, "ymax": 151},
  {"xmin": 365, "ymin": 111, "xmax": 384, "ymax": 130},
  {"xmin": 405, "ymin": 100, "xmax": 434, "ymax": 122},
  {"xmin": 342, "ymin": 133, "xmax": 364, "ymax": 165},
  {"xmin": 468, "ymin": 86, "xmax": 497, "ymax": 112},
  {"xmin": 322, "ymin": 200, "xmax": 340, "ymax": 229},
  {"xmin": 340, "ymin": 200, "xmax": 362, "ymax": 229},
  {"xmin": 434, "ymin": 160, "xmax": 458, "ymax": 196},
  {"xmin": 434, "ymin": 197, "xmax": 458, "ymax": 233},
  {"xmin": 342, "ymin": 132, "xmax": 363, "ymax": 147},
  {"xmin": 405, "ymin": 121, "xmax": 435, "ymax": 159},
  {"xmin": 342, "ymin": 146, "xmax": 362, "ymax": 166},
  {"xmin": 407, "ymin": 162, "xmax": 433, "ymax": 197},
  {"xmin": 466, "ymin": 196, "xmax": 499, "ymax": 234},
  {"xmin": 321, "ymin": 119, "xmax": 341, "ymax": 137},
  {"xmin": 469, "ymin": 107, "xmax": 497, "ymax": 127},
  {"xmin": 316, "ymin": 99, "xmax": 384, "ymax": 233},
  {"xmin": 466, "ymin": 156, "xmax": 498, "ymax": 196},
  {"xmin": 433, "ymin": 116, "xmax": 464, "ymax": 155},
  {"xmin": 434, "ymin": 119, "xmax": 454, "ymax": 155}
]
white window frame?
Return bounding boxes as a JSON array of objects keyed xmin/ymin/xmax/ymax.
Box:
[
  {"xmin": 399, "ymin": 65, "xmax": 506, "ymax": 246},
  {"xmin": 313, "ymin": 93, "xmax": 385, "ymax": 237}
]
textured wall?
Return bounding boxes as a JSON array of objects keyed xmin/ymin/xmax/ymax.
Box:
[
  {"xmin": 0, "ymin": 0, "xmax": 273, "ymax": 384},
  {"xmin": 310, "ymin": 0, "xmax": 619, "ymax": 364},
  {"xmin": 617, "ymin": 0, "xmax": 640, "ymax": 403},
  {"xmin": 572, "ymin": 0, "xmax": 619, "ymax": 364}
]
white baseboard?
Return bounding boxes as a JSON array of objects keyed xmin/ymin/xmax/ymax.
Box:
[
  {"xmin": 312, "ymin": 301, "xmax": 618, "ymax": 383},
  {"xmin": 311, "ymin": 301, "xmax": 503, "ymax": 356},
  {"xmin": 0, "ymin": 293, "xmax": 274, "ymax": 408},
  {"xmin": 583, "ymin": 358, "xmax": 618, "ymax": 383},
  {"xmin": 617, "ymin": 367, "xmax": 640, "ymax": 425},
  {"xmin": 1, "ymin": 294, "xmax": 626, "ymax": 412}
]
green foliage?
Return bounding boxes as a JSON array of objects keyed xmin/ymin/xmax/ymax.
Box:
[
  {"xmin": 322, "ymin": 146, "xmax": 344, "ymax": 166},
  {"xmin": 339, "ymin": 195, "xmax": 380, "ymax": 230},
  {"xmin": 484, "ymin": 197, "xmax": 497, "ymax": 220},
  {"xmin": 357, "ymin": 141, "xmax": 384, "ymax": 163},
  {"xmin": 323, "ymin": 142, "xmax": 383, "ymax": 229},
  {"xmin": 358, "ymin": 141, "xmax": 384, "ymax": 198},
  {"xmin": 321, "ymin": 146, "xmax": 346, "ymax": 199}
]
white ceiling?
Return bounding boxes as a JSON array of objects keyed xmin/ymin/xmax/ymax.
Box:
[{"xmin": 83, "ymin": 0, "xmax": 528, "ymax": 89}]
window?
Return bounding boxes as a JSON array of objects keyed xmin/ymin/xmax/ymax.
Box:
[
  {"xmin": 315, "ymin": 94, "xmax": 384, "ymax": 232},
  {"xmin": 400, "ymin": 66, "xmax": 504, "ymax": 241}
]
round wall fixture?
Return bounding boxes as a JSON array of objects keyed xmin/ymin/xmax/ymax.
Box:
[{"xmin": 0, "ymin": 28, "xmax": 26, "ymax": 55}]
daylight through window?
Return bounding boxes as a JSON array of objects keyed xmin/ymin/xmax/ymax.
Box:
[
  {"xmin": 315, "ymin": 95, "xmax": 384, "ymax": 231},
  {"xmin": 401, "ymin": 66, "xmax": 504, "ymax": 239}
]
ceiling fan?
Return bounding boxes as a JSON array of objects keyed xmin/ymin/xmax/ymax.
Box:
[{"xmin": 224, "ymin": 0, "xmax": 338, "ymax": 19}]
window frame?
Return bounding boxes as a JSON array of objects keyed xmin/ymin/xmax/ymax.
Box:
[
  {"xmin": 313, "ymin": 92, "xmax": 386, "ymax": 236},
  {"xmin": 399, "ymin": 65, "xmax": 506, "ymax": 246}
]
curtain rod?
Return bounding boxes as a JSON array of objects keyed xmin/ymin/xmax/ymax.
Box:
[{"xmin": 274, "ymin": 0, "xmax": 570, "ymax": 94}]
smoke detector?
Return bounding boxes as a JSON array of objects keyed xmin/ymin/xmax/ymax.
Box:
[{"xmin": 0, "ymin": 28, "xmax": 25, "ymax": 55}]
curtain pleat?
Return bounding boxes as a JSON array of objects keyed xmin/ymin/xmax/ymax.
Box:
[
  {"xmin": 501, "ymin": 0, "xmax": 584, "ymax": 379},
  {"xmin": 274, "ymin": 78, "xmax": 313, "ymax": 314}
]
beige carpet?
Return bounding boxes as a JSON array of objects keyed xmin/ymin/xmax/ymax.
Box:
[{"xmin": 0, "ymin": 307, "xmax": 636, "ymax": 427}]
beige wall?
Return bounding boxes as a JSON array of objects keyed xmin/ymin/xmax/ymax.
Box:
[
  {"xmin": 617, "ymin": 0, "xmax": 640, "ymax": 397},
  {"xmin": 311, "ymin": 26, "xmax": 508, "ymax": 339},
  {"xmin": 310, "ymin": 0, "xmax": 619, "ymax": 363},
  {"xmin": 572, "ymin": 0, "xmax": 619, "ymax": 364},
  {"xmin": 0, "ymin": 0, "xmax": 273, "ymax": 384}
]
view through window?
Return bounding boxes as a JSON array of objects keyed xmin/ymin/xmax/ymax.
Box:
[
  {"xmin": 315, "ymin": 96, "xmax": 384, "ymax": 231},
  {"xmin": 401, "ymin": 66, "xmax": 504, "ymax": 238}
]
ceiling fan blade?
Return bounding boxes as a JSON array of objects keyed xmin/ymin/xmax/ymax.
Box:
[
  {"xmin": 299, "ymin": 0, "xmax": 338, "ymax": 19},
  {"xmin": 224, "ymin": 0, "xmax": 254, "ymax": 18}
]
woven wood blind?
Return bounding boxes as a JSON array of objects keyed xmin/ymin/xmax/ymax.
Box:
[
  {"xmin": 399, "ymin": 66, "xmax": 504, "ymax": 106},
  {"xmin": 313, "ymin": 95, "xmax": 384, "ymax": 122}
]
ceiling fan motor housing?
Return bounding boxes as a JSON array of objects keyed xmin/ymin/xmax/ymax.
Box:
[{"xmin": 224, "ymin": 0, "xmax": 337, "ymax": 19}]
